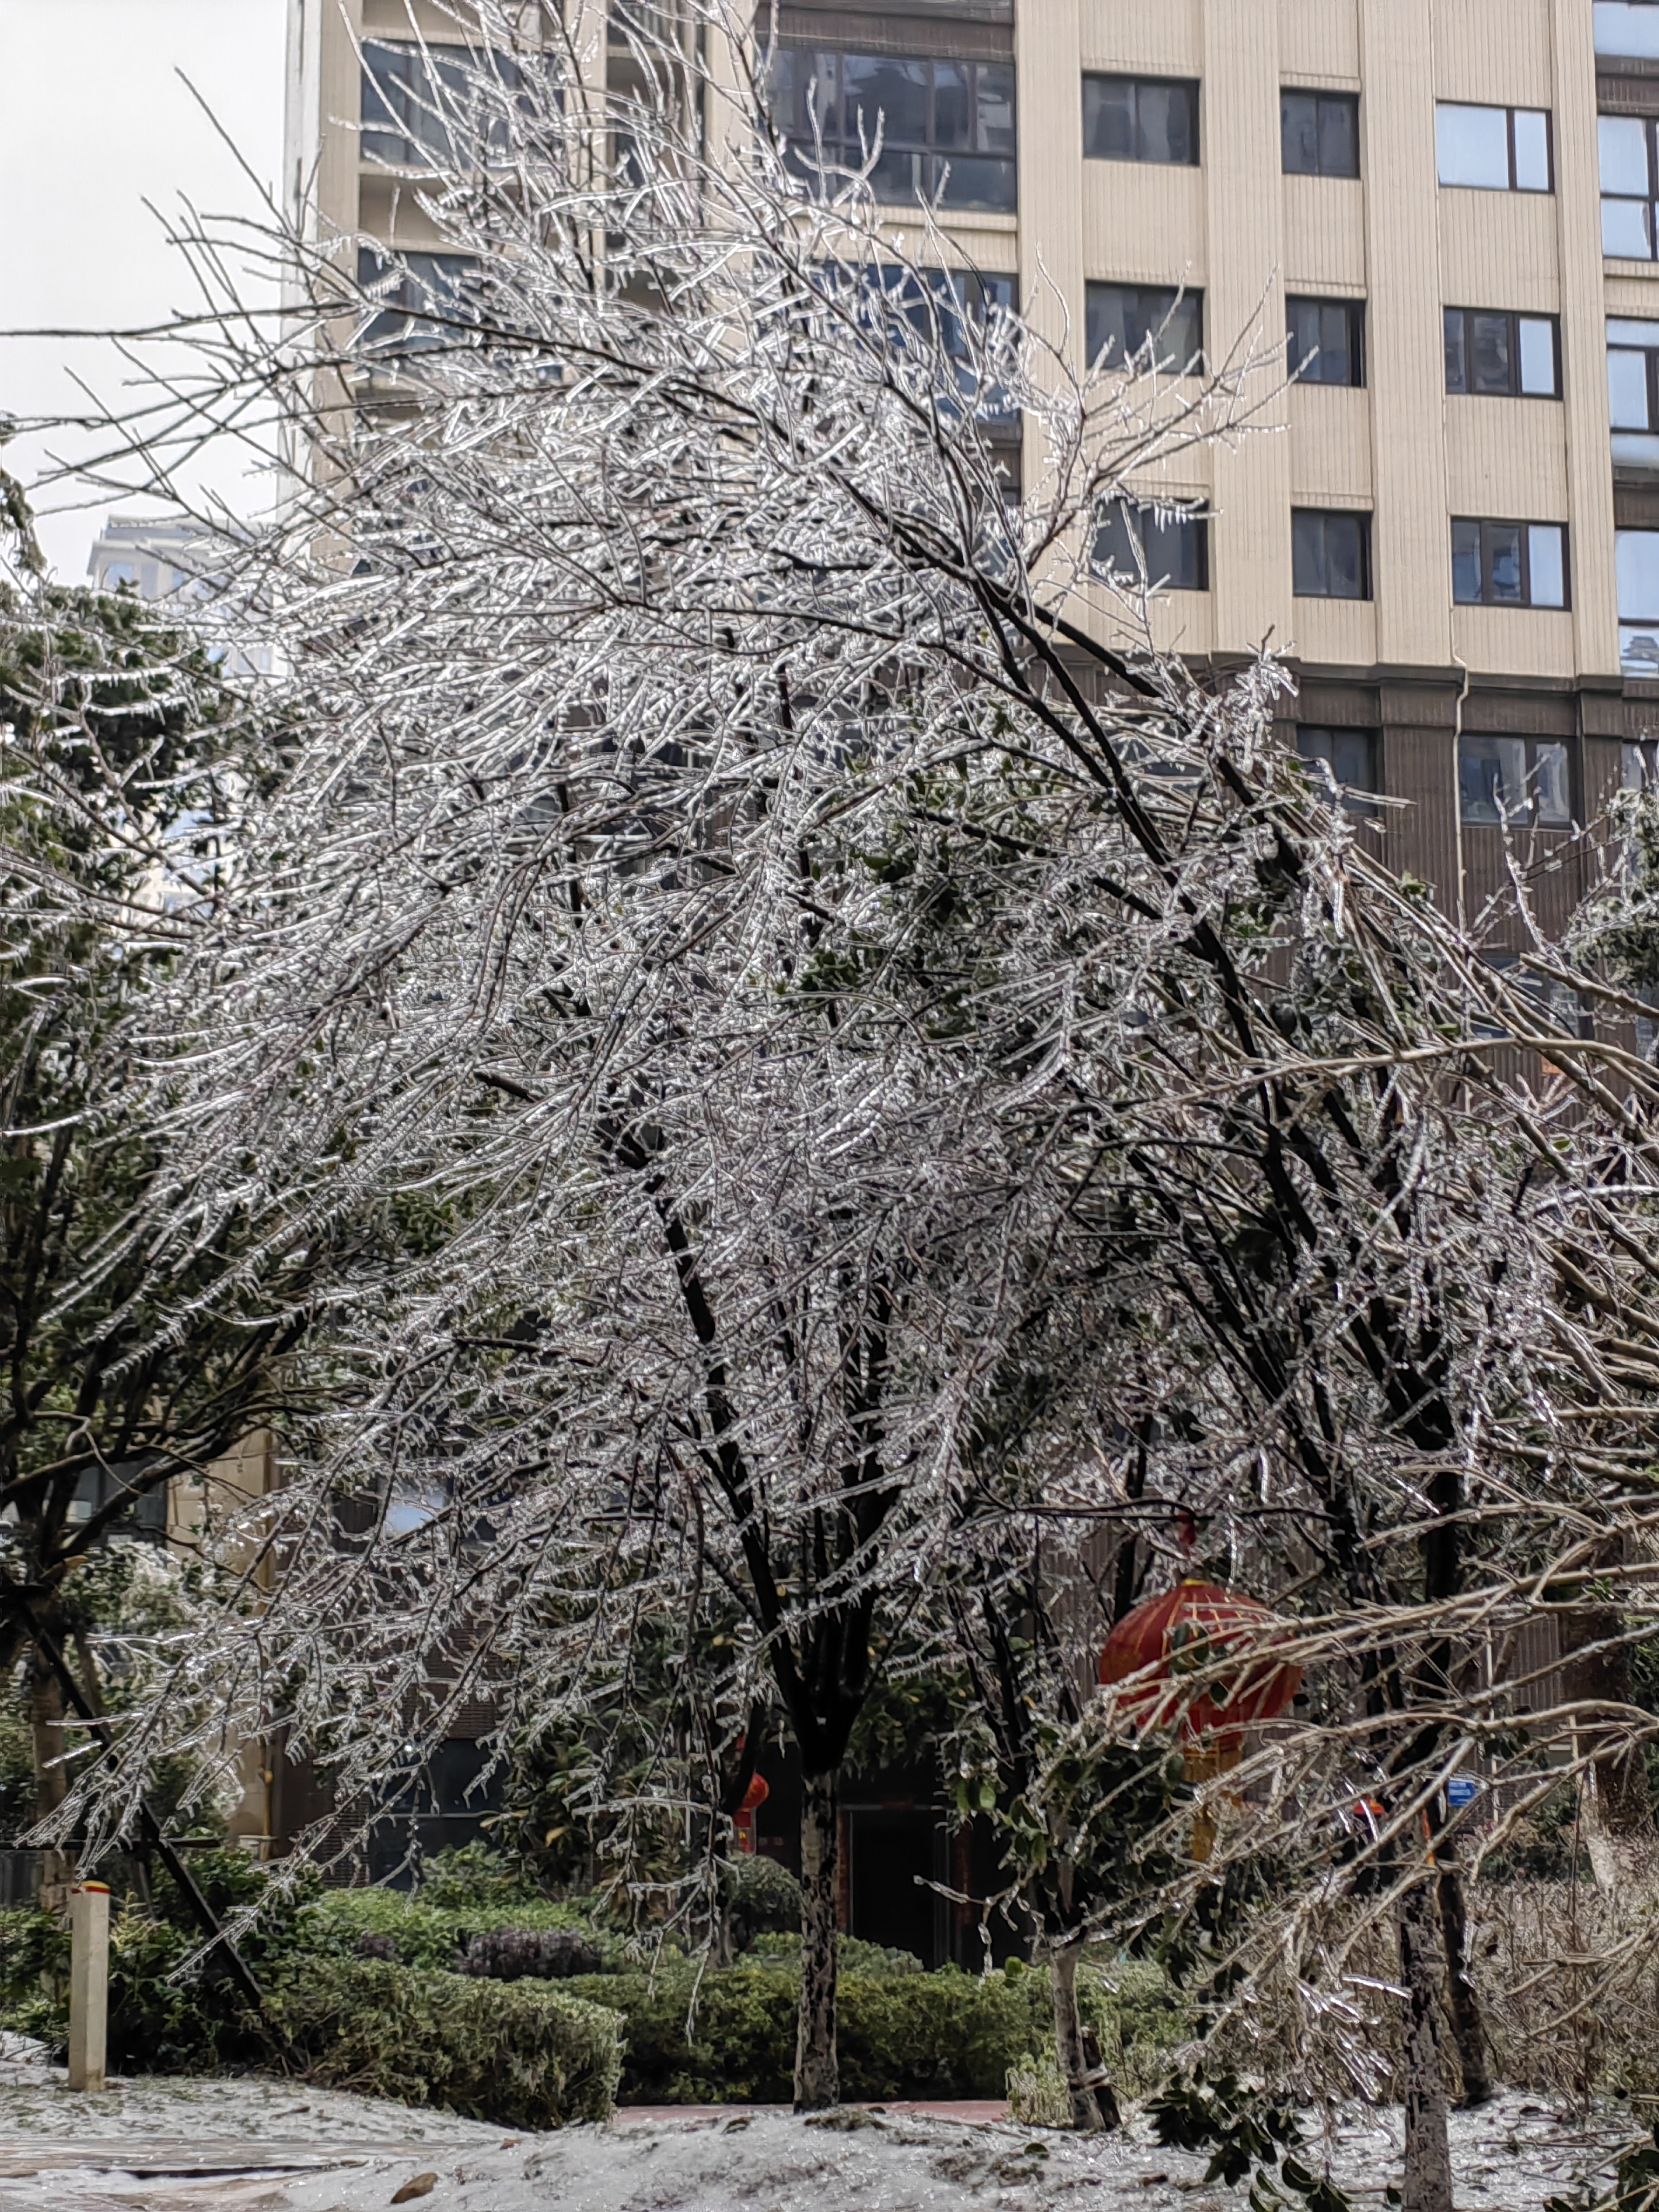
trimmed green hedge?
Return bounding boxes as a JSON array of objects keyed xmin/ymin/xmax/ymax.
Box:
[
  {"xmin": 309, "ymin": 1887, "xmax": 632, "ymax": 1973},
  {"xmin": 561, "ymin": 1961, "xmax": 1122, "ymax": 2104},
  {"xmin": 264, "ymin": 1957, "xmax": 623, "ymax": 2127}
]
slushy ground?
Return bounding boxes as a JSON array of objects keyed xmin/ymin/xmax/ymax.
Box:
[{"xmin": 0, "ymin": 2039, "xmax": 1629, "ymax": 2212}]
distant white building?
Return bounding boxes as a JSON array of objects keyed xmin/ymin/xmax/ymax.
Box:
[{"xmin": 87, "ymin": 515, "xmax": 273, "ymax": 677}]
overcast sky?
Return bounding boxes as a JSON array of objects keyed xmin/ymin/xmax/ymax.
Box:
[{"xmin": 0, "ymin": 0, "xmax": 287, "ymax": 578}]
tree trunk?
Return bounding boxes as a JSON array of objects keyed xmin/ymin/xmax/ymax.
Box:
[
  {"xmin": 1435, "ymin": 1863, "xmax": 1492, "ymax": 2107},
  {"xmin": 28, "ymin": 1649, "xmax": 73, "ymax": 1893},
  {"xmin": 1560, "ymin": 1542, "xmax": 1650, "ymax": 1891},
  {"xmin": 1397, "ymin": 1881, "xmax": 1454, "ymax": 2212},
  {"xmin": 794, "ymin": 1765, "xmax": 840, "ymax": 2110},
  {"xmin": 1051, "ymin": 1939, "xmax": 1118, "ymax": 2131}
]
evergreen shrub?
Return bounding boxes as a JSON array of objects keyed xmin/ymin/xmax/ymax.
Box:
[
  {"xmin": 561, "ymin": 1959, "xmax": 1137, "ymax": 2103},
  {"xmin": 263, "ymin": 1957, "xmax": 622, "ymax": 2126}
]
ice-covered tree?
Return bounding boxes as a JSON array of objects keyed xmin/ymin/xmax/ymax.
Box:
[{"xmin": 36, "ymin": 7, "xmax": 1659, "ymax": 2178}]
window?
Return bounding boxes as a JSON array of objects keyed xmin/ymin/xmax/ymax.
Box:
[
  {"xmin": 361, "ymin": 39, "xmax": 545, "ymax": 168},
  {"xmin": 864, "ymin": 266, "xmax": 1019, "ymax": 427},
  {"xmin": 1085, "ymin": 283, "xmax": 1203, "ymax": 373},
  {"xmin": 1281, "ymin": 90, "xmax": 1359, "ymax": 177},
  {"xmin": 767, "ymin": 49, "xmax": 1016, "ymax": 213},
  {"xmin": 1443, "ymin": 309, "xmax": 1560, "ymax": 397},
  {"xmin": 1292, "ymin": 510, "xmax": 1371, "ymax": 599},
  {"xmin": 1296, "ymin": 726, "xmax": 1379, "ymax": 816},
  {"xmin": 1601, "ymin": 115, "xmax": 1659, "ymax": 258},
  {"xmin": 1608, "ymin": 319, "xmax": 1659, "ymax": 469},
  {"xmin": 1451, "ymin": 519, "xmax": 1568, "ymax": 608},
  {"xmin": 1435, "ymin": 103, "xmax": 1552, "ymax": 192},
  {"xmin": 1094, "ymin": 499, "xmax": 1208, "ymax": 591},
  {"xmin": 1617, "ymin": 528, "xmax": 1659, "ymax": 671},
  {"xmin": 1597, "ymin": 3, "xmax": 1659, "ymax": 59},
  {"xmin": 1082, "ymin": 75, "xmax": 1198, "ymax": 165},
  {"xmin": 1287, "ymin": 296, "xmax": 1365, "ymax": 386},
  {"xmin": 1458, "ymin": 737, "xmax": 1572, "ymax": 827},
  {"xmin": 356, "ymin": 247, "xmax": 483, "ymax": 356}
]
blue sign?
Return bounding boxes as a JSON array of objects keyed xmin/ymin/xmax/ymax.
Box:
[{"xmin": 1446, "ymin": 1777, "xmax": 1480, "ymax": 1808}]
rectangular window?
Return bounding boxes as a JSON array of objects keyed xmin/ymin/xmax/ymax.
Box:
[
  {"xmin": 356, "ymin": 246, "xmax": 483, "ymax": 356},
  {"xmin": 767, "ymin": 48, "xmax": 1016, "ymax": 213},
  {"xmin": 1450, "ymin": 518, "xmax": 1569, "ymax": 608},
  {"xmin": 1281, "ymin": 90, "xmax": 1359, "ymax": 177},
  {"xmin": 1291, "ymin": 509, "xmax": 1372, "ymax": 599},
  {"xmin": 1597, "ymin": 3, "xmax": 1659, "ymax": 59},
  {"xmin": 1443, "ymin": 308, "xmax": 1560, "ymax": 397},
  {"xmin": 1085, "ymin": 282, "xmax": 1203, "ymax": 373},
  {"xmin": 1618, "ymin": 528, "xmax": 1659, "ymax": 672},
  {"xmin": 1082, "ymin": 75, "xmax": 1199, "ymax": 166},
  {"xmin": 1287, "ymin": 296, "xmax": 1365, "ymax": 386},
  {"xmin": 1608, "ymin": 318, "xmax": 1659, "ymax": 470},
  {"xmin": 1296, "ymin": 726, "xmax": 1379, "ymax": 816},
  {"xmin": 1436, "ymin": 102, "xmax": 1552, "ymax": 192},
  {"xmin": 865, "ymin": 265, "xmax": 1019, "ymax": 427},
  {"xmin": 1458, "ymin": 736, "xmax": 1573, "ymax": 827},
  {"xmin": 361, "ymin": 39, "xmax": 544, "ymax": 169},
  {"xmin": 1601, "ymin": 114, "xmax": 1659, "ymax": 258},
  {"xmin": 1094, "ymin": 499, "xmax": 1209, "ymax": 591}
]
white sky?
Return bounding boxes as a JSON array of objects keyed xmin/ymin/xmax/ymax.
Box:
[{"xmin": 0, "ymin": 0, "xmax": 287, "ymax": 579}]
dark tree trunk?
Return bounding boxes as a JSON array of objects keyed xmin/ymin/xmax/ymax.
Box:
[
  {"xmin": 1435, "ymin": 1863, "xmax": 1492, "ymax": 2107},
  {"xmin": 28, "ymin": 1643, "xmax": 72, "ymax": 1892},
  {"xmin": 794, "ymin": 1765, "xmax": 840, "ymax": 2110},
  {"xmin": 1397, "ymin": 1881, "xmax": 1454, "ymax": 2212},
  {"xmin": 1051, "ymin": 1940, "xmax": 1117, "ymax": 2130},
  {"xmin": 1561, "ymin": 1561, "xmax": 1651, "ymax": 1888}
]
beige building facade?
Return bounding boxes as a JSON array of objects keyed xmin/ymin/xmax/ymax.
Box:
[{"xmin": 286, "ymin": 0, "xmax": 1659, "ymax": 936}]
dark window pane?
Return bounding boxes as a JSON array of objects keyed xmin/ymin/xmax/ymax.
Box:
[
  {"xmin": 1324, "ymin": 512, "xmax": 1366, "ymax": 598},
  {"xmin": 1327, "ymin": 727, "xmax": 1377, "ymax": 793},
  {"xmin": 1298, "ymin": 725, "xmax": 1379, "ymax": 814},
  {"xmin": 975, "ymin": 65, "xmax": 1017, "ymax": 154},
  {"xmin": 1292, "ymin": 509, "xmax": 1327, "ymax": 594},
  {"xmin": 1083, "ymin": 75, "xmax": 1137, "ymax": 160},
  {"xmin": 1319, "ymin": 96, "xmax": 1359, "ymax": 177},
  {"xmin": 1318, "ymin": 302, "xmax": 1354, "ymax": 385},
  {"xmin": 1287, "ymin": 296, "xmax": 1321, "ymax": 377},
  {"xmin": 1452, "ymin": 519, "xmax": 1483, "ymax": 602},
  {"xmin": 1289, "ymin": 297, "xmax": 1358, "ymax": 384},
  {"xmin": 1087, "ymin": 284, "xmax": 1200, "ymax": 371},
  {"xmin": 933, "ymin": 61, "xmax": 971, "ymax": 150},
  {"xmin": 1162, "ymin": 291, "xmax": 1203, "ymax": 368},
  {"xmin": 1534, "ymin": 740, "xmax": 1571, "ymax": 823},
  {"xmin": 1444, "ymin": 308, "xmax": 1468, "ymax": 393},
  {"xmin": 1282, "ymin": 91, "xmax": 1319, "ymax": 173},
  {"xmin": 868, "ymin": 143, "xmax": 922, "ymax": 200},
  {"xmin": 1137, "ymin": 81, "xmax": 1195, "ymax": 165},
  {"xmin": 843, "ymin": 56, "xmax": 929, "ymax": 149},
  {"xmin": 1459, "ymin": 736, "xmax": 1523, "ymax": 824},
  {"xmin": 1095, "ymin": 501, "xmax": 1205, "ymax": 589},
  {"xmin": 935, "ymin": 154, "xmax": 1017, "ymax": 211},
  {"xmin": 1487, "ymin": 522, "xmax": 1523, "ymax": 602},
  {"xmin": 1469, "ymin": 312, "xmax": 1514, "ymax": 394},
  {"xmin": 358, "ymin": 245, "xmax": 482, "ymax": 353}
]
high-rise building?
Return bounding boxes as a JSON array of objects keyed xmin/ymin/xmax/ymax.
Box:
[{"xmin": 284, "ymin": 0, "xmax": 1658, "ymax": 922}]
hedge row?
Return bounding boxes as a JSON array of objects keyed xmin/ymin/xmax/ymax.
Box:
[
  {"xmin": 562, "ymin": 1961, "xmax": 1150, "ymax": 2105},
  {"xmin": 264, "ymin": 1957, "xmax": 623, "ymax": 2127}
]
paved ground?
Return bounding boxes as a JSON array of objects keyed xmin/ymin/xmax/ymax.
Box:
[{"xmin": 0, "ymin": 2042, "xmax": 1630, "ymax": 2212}]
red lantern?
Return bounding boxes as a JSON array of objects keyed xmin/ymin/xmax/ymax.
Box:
[
  {"xmin": 1099, "ymin": 1579, "xmax": 1302, "ymax": 1746},
  {"xmin": 733, "ymin": 1771, "xmax": 770, "ymax": 1856}
]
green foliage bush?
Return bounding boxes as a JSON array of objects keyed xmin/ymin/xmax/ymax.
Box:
[
  {"xmin": 414, "ymin": 1843, "xmax": 542, "ymax": 1911},
  {"xmin": 722, "ymin": 1853, "xmax": 801, "ymax": 1952},
  {"xmin": 559, "ymin": 1957, "xmax": 1174, "ymax": 2104},
  {"xmin": 262, "ymin": 1957, "xmax": 622, "ymax": 2126},
  {"xmin": 309, "ymin": 1885, "xmax": 635, "ymax": 1972},
  {"xmin": 0, "ymin": 1850, "xmax": 319, "ymax": 2071}
]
